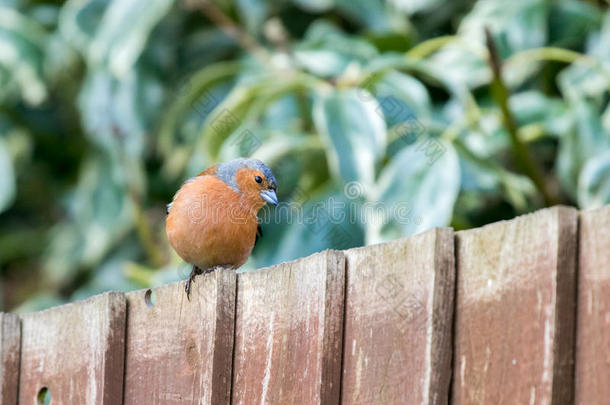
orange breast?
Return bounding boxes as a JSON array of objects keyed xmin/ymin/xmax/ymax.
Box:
[{"xmin": 165, "ymin": 175, "xmax": 259, "ymax": 269}]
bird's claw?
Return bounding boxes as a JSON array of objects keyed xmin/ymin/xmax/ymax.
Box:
[
  {"xmin": 185, "ymin": 265, "xmax": 203, "ymax": 301},
  {"xmin": 184, "ymin": 265, "xmax": 226, "ymax": 300},
  {"xmin": 185, "ymin": 277, "xmax": 193, "ymax": 301}
]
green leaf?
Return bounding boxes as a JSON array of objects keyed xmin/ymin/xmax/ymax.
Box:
[
  {"xmin": 558, "ymin": 65, "xmax": 607, "ymax": 103},
  {"xmin": 0, "ymin": 6, "xmax": 48, "ymax": 43},
  {"xmin": 389, "ymin": 0, "xmax": 443, "ymax": 15},
  {"xmin": 181, "ymin": 28, "xmax": 239, "ymax": 67},
  {"xmin": 368, "ymin": 139, "xmax": 460, "ymax": 243},
  {"xmin": 557, "ymin": 100, "xmax": 610, "ymax": 199},
  {"xmin": 335, "ymin": 0, "xmax": 401, "ymax": 33},
  {"xmin": 457, "ymin": 149, "xmax": 501, "ymax": 193},
  {"xmin": 58, "ymin": 0, "xmax": 109, "ymax": 53},
  {"xmin": 0, "ymin": 6, "xmax": 48, "ymax": 104},
  {"xmin": 371, "ymin": 70, "xmax": 431, "ymax": 124},
  {"xmin": 509, "ymin": 91, "xmax": 571, "ymax": 137},
  {"xmin": 293, "ymin": 21, "xmax": 378, "ymax": 77},
  {"xmin": 201, "ymin": 74, "xmax": 313, "ymax": 161},
  {"xmin": 252, "ymin": 183, "xmax": 365, "ymax": 268},
  {"xmin": 236, "ymin": 0, "xmax": 269, "ymax": 34},
  {"xmin": 0, "ymin": 137, "xmax": 15, "ymax": 213},
  {"xmin": 428, "ymin": 0, "xmax": 548, "ymax": 90},
  {"xmin": 260, "ymin": 138, "xmax": 330, "ymax": 203},
  {"xmin": 43, "ymin": 32, "xmax": 80, "ymax": 84},
  {"xmin": 78, "ymin": 67, "xmax": 163, "ymax": 158},
  {"xmin": 261, "ymin": 94, "xmax": 305, "ymax": 132},
  {"xmin": 88, "ymin": 0, "xmax": 174, "ymax": 76},
  {"xmin": 586, "ymin": 11, "xmax": 610, "ymax": 64},
  {"xmin": 159, "ymin": 61, "xmax": 241, "ymax": 157},
  {"xmin": 454, "ymin": 138, "xmax": 537, "ymax": 212},
  {"xmin": 578, "ymin": 151, "xmax": 610, "ymax": 209},
  {"xmin": 217, "ymin": 127, "xmax": 268, "ymax": 162},
  {"xmin": 459, "ymin": 0, "xmax": 548, "ymax": 55},
  {"xmin": 313, "ymin": 88, "xmax": 387, "ymax": 187},
  {"xmin": 71, "ymin": 236, "xmax": 142, "ymax": 299},
  {"xmin": 557, "ymin": 13, "xmax": 610, "ymax": 102},
  {"xmin": 426, "ymin": 45, "xmax": 489, "ymax": 90},
  {"xmin": 455, "ymin": 110, "xmax": 510, "ymax": 158},
  {"xmin": 291, "ymin": 0, "xmax": 334, "ymax": 13},
  {"xmin": 29, "ymin": 5, "xmax": 61, "ymax": 29},
  {"xmin": 548, "ymin": 0, "xmax": 601, "ymax": 48},
  {"xmin": 44, "ymin": 153, "xmax": 135, "ymax": 285}
]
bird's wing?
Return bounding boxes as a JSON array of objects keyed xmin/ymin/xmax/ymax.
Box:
[
  {"xmin": 197, "ymin": 164, "xmax": 218, "ymax": 177},
  {"xmin": 166, "ymin": 164, "xmax": 217, "ymax": 215},
  {"xmin": 166, "ymin": 165, "xmax": 217, "ymax": 215},
  {"xmin": 166, "ymin": 176, "xmax": 198, "ymax": 215}
]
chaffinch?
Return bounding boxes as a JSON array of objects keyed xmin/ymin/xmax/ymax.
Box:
[{"xmin": 166, "ymin": 158, "xmax": 278, "ymax": 298}]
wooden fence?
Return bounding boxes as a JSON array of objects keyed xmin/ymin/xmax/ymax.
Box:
[{"xmin": 1, "ymin": 205, "xmax": 609, "ymax": 404}]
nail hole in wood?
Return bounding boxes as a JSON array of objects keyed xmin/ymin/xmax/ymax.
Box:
[
  {"xmin": 37, "ymin": 387, "xmax": 51, "ymax": 405},
  {"xmin": 144, "ymin": 289, "xmax": 156, "ymax": 307}
]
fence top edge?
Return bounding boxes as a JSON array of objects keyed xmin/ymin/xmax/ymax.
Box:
[
  {"xmin": 0, "ymin": 312, "xmax": 20, "ymax": 321},
  {"xmin": 455, "ymin": 205, "xmax": 578, "ymax": 237},
  {"xmin": 343, "ymin": 226, "xmax": 453, "ymax": 257},
  {"xmin": 18, "ymin": 291, "xmax": 124, "ymax": 317},
  {"xmin": 238, "ymin": 248, "xmax": 343, "ymax": 278},
  {"xmin": 579, "ymin": 204, "xmax": 610, "ymax": 218}
]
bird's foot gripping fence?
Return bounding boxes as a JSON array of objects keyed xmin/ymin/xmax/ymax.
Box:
[{"xmin": 2, "ymin": 205, "xmax": 609, "ymax": 404}]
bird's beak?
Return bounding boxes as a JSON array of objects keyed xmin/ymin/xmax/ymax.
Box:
[{"xmin": 260, "ymin": 189, "xmax": 278, "ymax": 205}]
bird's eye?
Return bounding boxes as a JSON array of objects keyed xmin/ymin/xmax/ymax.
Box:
[{"xmin": 254, "ymin": 175, "xmax": 263, "ymax": 184}]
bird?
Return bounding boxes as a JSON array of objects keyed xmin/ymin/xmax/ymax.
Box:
[{"xmin": 166, "ymin": 158, "xmax": 278, "ymax": 299}]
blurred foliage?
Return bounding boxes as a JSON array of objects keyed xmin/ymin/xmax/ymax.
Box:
[{"xmin": 1, "ymin": 0, "xmax": 610, "ymax": 311}]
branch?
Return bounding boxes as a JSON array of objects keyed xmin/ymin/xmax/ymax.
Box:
[{"xmin": 484, "ymin": 27, "xmax": 559, "ymax": 207}]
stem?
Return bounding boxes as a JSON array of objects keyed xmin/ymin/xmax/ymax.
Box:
[{"xmin": 484, "ymin": 28, "xmax": 559, "ymax": 207}]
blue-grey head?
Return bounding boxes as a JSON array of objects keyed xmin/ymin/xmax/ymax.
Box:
[{"xmin": 215, "ymin": 158, "xmax": 278, "ymax": 205}]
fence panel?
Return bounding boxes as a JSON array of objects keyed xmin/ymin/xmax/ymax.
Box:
[
  {"xmin": 0, "ymin": 313, "xmax": 20, "ymax": 405},
  {"xmin": 231, "ymin": 250, "xmax": 345, "ymax": 405},
  {"xmin": 18, "ymin": 292, "xmax": 126, "ymax": 404},
  {"xmin": 341, "ymin": 228, "xmax": 455, "ymax": 405},
  {"xmin": 575, "ymin": 206, "xmax": 610, "ymax": 404},
  {"xmin": 452, "ymin": 206, "xmax": 578, "ymax": 404},
  {"xmin": 123, "ymin": 268, "xmax": 236, "ymax": 405}
]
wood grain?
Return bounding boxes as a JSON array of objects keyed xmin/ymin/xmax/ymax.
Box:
[
  {"xmin": 19, "ymin": 292, "xmax": 126, "ymax": 404},
  {"xmin": 575, "ymin": 206, "xmax": 610, "ymax": 404},
  {"xmin": 123, "ymin": 268, "xmax": 236, "ymax": 405},
  {"xmin": 341, "ymin": 228, "xmax": 455, "ymax": 405},
  {"xmin": 0, "ymin": 313, "xmax": 20, "ymax": 405},
  {"xmin": 453, "ymin": 206, "xmax": 578, "ymax": 405},
  {"xmin": 231, "ymin": 250, "xmax": 345, "ymax": 405}
]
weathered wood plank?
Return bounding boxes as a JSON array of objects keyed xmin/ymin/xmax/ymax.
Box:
[
  {"xmin": 19, "ymin": 292, "xmax": 126, "ymax": 404},
  {"xmin": 123, "ymin": 268, "xmax": 236, "ymax": 405},
  {"xmin": 575, "ymin": 206, "xmax": 610, "ymax": 404},
  {"xmin": 231, "ymin": 250, "xmax": 345, "ymax": 405},
  {"xmin": 453, "ymin": 206, "xmax": 578, "ymax": 404},
  {"xmin": 341, "ymin": 228, "xmax": 455, "ymax": 405},
  {"xmin": 0, "ymin": 313, "xmax": 20, "ymax": 405}
]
